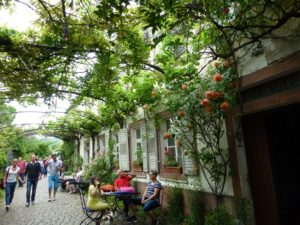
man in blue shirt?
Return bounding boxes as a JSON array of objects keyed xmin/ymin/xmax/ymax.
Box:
[
  {"xmin": 46, "ymin": 153, "xmax": 62, "ymax": 202},
  {"xmin": 131, "ymin": 170, "xmax": 162, "ymax": 225}
]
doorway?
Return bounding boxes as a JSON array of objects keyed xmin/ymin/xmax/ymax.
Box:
[{"xmin": 242, "ymin": 103, "xmax": 300, "ymax": 225}]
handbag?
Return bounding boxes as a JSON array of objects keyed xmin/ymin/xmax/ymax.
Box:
[
  {"xmin": 0, "ymin": 166, "xmax": 10, "ymax": 189},
  {"xmin": 119, "ymin": 186, "xmax": 135, "ymax": 193}
]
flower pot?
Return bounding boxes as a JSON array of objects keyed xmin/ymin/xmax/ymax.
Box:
[
  {"xmin": 163, "ymin": 165, "xmax": 183, "ymax": 174},
  {"xmin": 132, "ymin": 164, "xmax": 143, "ymax": 172}
]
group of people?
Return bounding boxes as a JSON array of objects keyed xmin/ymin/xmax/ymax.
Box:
[
  {"xmin": 15, "ymin": 156, "xmax": 48, "ymax": 188},
  {"xmin": 4, "ymin": 154, "xmax": 161, "ymax": 224},
  {"xmin": 2, "ymin": 153, "xmax": 63, "ymax": 212},
  {"xmin": 87, "ymin": 169, "xmax": 162, "ymax": 225}
]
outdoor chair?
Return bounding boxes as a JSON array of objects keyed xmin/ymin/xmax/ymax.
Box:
[
  {"xmin": 134, "ymin": 187, "xmax": 164, "ymax": 224},
  {"xmin": 78, "ymin": 182, "xmax": 106, "ymax": 225}
]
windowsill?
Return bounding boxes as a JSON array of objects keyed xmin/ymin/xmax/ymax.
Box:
[
  {"xmin": 162, "ymin": 165, "xmax": 183, "ymax": 173},
  {"xmin": 159, "ymin": 175, "xmax": 188, "ymax": 183}
]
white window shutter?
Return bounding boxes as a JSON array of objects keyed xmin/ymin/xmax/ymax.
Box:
[
  {"xmin": 183, "ymin": 133, "xmax": 197, "ymax": 175},
  {"xmin": 147, "ymin": 121, "xmax": 158, "ymax": 170},
  {"xmin": 141, "ymin": 123, "xmax": 148, "ymax": 172},
  {"xmin": 118, "ymin": 128, "xmax": 130, "ymax": 171}
]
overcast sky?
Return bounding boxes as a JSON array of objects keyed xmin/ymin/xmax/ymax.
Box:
[{"xmin": 0, "ymin": 3, "xmax": 69, "ymax": 127}]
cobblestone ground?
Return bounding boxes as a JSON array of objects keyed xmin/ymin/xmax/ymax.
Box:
[{"xmin": 0, "ymin": 178, "xmax": 150, "ymax": 225}]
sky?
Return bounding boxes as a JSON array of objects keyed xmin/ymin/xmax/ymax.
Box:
[
  {"xmin": 0, "ymin": 2, "xmax": 69, "ymax": 127},
  {"xmin": 0, "ymin": 2, "xmax": 37, "ymax": 32}
]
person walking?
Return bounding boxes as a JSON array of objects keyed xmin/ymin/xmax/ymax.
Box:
[
  {"xmin": 3, "ymin": 159, "xmax": 20, "ymax": 212},
  {"xmin": 46, "ymin": 153, "xmax": 62, "ymax": 202},
  {"xmin": 43, "ymin": 157, "xmax": 48, "ymax": 177},
  {"xmin": 24, "ymin": 154, "xmax": 42, "ymax": 207},
  {"xmin": 38, "ymin": 158, "xmax": 44, "ymax": 178},
  {"xmin": 17, "ymin": 157, "xmax": 26, "ymax": 187}
]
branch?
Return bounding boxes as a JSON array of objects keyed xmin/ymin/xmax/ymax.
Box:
[
  {"xmin": 37, "ymin": 0, "xmax": 55, "ymax": 26},
  {"xmin": 56, "ymin": 89, "xmax": 107, "ymax": 102},
  {"xmin": 143, "ymin": 63, "xmax": 165, "ymax": 74}
]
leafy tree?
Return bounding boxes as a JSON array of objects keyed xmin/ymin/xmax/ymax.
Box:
[
  {"xmin": 58, "ymin": 141, "xmax": 76, "ymax": 172},
  {"xmin": 0, "ymin": 0, "xmax": 299, "ymax": 209}
]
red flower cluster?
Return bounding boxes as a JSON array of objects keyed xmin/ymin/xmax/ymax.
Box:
[{"xmin": 163, "ymin": 133, "xmax": 173, "ymax": 139}]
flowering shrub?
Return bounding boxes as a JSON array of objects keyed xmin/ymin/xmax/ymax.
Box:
[{"xmin": 159, "ymin": 59, "xmax": 237, "ymax": 202}]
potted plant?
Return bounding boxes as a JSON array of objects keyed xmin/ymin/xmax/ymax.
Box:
[
  {"xmin": 163, "ymin": 148, "xmax": 183, "ymax": 173},
  {"xmin": 113, "ymin": 160, "xmax": 119, "ymax": 170},
  {"xmin": 132, "ymin": 146, "xmax": 143, "ymax": 172}
]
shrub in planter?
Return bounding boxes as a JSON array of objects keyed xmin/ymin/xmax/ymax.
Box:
[
  {"xmin": 132, "ymin": 160, "xmax": 143, "ymax": 167},
  {"xmin": 167, "ymin": 187, "xmax": 184, "ymax": 225},
  {"xmin": 184, "ymin": 190, "xmax": 205, "ymax": 225},
  {"xmin": 133, "ymin": 146, "xmax": 143, "ymax": 167},
  {"xmin": 205, "ymin": 206, "xmax": 235, "ymax": 225},
  {"xmin": 84, "ymin": 157, "xmax": 117, "ymax": 185}
]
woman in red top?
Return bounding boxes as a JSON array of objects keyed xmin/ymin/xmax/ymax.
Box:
[
  {"xmin": 114, "ymin": 169, "xmax": 135, "ymax": 190},
  {"xmin": 17, "ymin": 157, "xmax": 26, "ymax": 187},
  {"xmin": 114, "ymin": 169, "xmax": 136, "ymax": 222}
]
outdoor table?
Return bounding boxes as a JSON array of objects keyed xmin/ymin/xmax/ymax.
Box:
[{"xmin": 102, "ymin": 191, "xmax": 140, "ymax": 219}]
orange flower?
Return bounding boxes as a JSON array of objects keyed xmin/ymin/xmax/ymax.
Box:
[
  {"xmin": 201, "ymin": 98, "xmax": 210, "ymax": 107},
  {"xmin": 220, "ymin": 101, "xmax": 230, "ymax": 111},
  {"xmin": 213, "ymin": 73, "xmax": 222, "ymax": 82}
]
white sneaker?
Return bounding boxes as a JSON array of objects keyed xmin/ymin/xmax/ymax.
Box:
[
  {"xmin": 52, "ymin": 197, "xmax": 56, "ymax": 201},
  {"xmin": 25, "ymin": 202, "xmax": 29, "ymax": 207},
  {"xmin": 48, "ymin": 198, "xmax": 52, "ymax": 202}
]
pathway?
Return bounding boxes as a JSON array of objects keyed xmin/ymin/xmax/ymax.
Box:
[
  {"xmin": 0, "ymin": 178, "xmax": 86, "ymax": 225},
  {"xmin": 0, "ymin": 178, "xmax": 149, "ymax": 225}
]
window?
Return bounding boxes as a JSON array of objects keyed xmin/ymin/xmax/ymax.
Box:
[
  {"xmin": 98, "ymin": 135, "xmax": 105, "ymax": 155},
  {"xmin": 165, "ymin": 120, "xmax": 182, "ymax": 166},
  {"xmin": 115, "ymin": 134, "xmax": 119, "ymax": 144},
  {"xmin": 135, "ymin": 128, "xmax": 142, "ymax": 158},
  {"xmin": 115, "ymin": 134, "xmax": 119, "ymax": 161},
  {"xmin": 136, "ymin": 128, "xmax": 141, "ymax": 139}
]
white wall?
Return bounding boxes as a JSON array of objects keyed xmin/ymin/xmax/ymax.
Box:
[{"xmin": 237, "ymin": 18, "xmax": 300, "ymax": 77}]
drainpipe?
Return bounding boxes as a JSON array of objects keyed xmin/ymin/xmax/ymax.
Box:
[{"xmin": 144, "ymin": 109, "xmax": 150, "ymax": 172}]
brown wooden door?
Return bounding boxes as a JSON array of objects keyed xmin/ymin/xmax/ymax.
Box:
[{"xmin": 242, "ymin": 114, "xmax": 280, "ymax": 225}]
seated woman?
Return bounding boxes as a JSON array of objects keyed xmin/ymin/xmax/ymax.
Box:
[
  {"xmin": 87, "ymin": 176, "xmax": 111, "ymax": 211},
  {"xmin": 66, "ymin": 168, "xmax": 83, "ymax": 193},
  {"xmin": 131, "ymin": 170, "xmax": 162, "ymax": 225},
  {"xmin": 86, "ymin": 176, "xmax": 114, "ymax": 224},
  {"xmin": 114, "ymin": 169, "xmax": 136, "ymax": 222}
]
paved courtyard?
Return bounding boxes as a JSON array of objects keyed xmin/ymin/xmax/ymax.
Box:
[
  {"xmin": 0, "ymin": 178, "xmax": 151, "ymax": 225},
  {"xmin": 0, "ymin": 178, "xmax": 86, "ymax": 225}
]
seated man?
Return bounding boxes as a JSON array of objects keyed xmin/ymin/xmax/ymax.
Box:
[
  {"xmin": 114, "ymin": 169, "xmax": 136, "ymax": 222},
  {"xmin": 66, "ymin": 168, "xmax": 83, "ymax": 193},
  {"xmin": 131, "ymin": 170, "xmax": 162, "ymax": 225}
]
